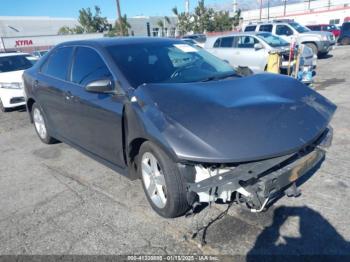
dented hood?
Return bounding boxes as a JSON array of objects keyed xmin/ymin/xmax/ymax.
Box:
[{"xmin": 134, "ymin": 74, "xmax": 336, "ymax": 163}]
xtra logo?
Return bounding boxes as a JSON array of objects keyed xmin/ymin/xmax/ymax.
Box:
[{"xmin": 15, "ymin": 40, "xmax": 33, "ymax": 47}]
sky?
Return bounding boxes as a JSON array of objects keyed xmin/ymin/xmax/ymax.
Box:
[{"xmin": 0, "ymin": 0, "xmax": 231, "ymax": 19}]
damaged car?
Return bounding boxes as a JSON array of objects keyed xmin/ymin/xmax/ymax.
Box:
[{"xmin": 23, "ymin": 38, "xmax": 336, "ymax": 218}]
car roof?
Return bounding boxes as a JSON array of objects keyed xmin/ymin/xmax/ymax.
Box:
[
  {"xmin": 0, "ymin": 52, "xmax": 30, "ymax": 57},
  {"xmin": 57, "ymin": 37, "xmax": 183, "ymax": 49}
]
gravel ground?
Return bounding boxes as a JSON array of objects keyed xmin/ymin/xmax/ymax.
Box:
[{"xmin": 0, "ymin": 46, "xmax": 349, "ymax": 259}]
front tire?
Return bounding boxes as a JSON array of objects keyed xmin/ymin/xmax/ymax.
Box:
[
  {"xmin": 139, "ymin": 141, "xmax": 190, "ymax": 218},
  {"xmin": 305, "ymin": 43, "xmax": 318, "ymax": 56},
  {"xmin": 32, "ymin": 103, "xmax": 56, "ymax": 144}
]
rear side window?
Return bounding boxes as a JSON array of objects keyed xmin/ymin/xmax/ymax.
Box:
[
  {"xmin": 219, "ymin": 37, "xmax": 234, "ymax": 48},
  {"xmin": 41, "ymin": 47, "xmax": 73, "ymax": 80},
  {"xmin": 71, "ymin": 47, "xmax": 112, "ymax": 86},
  {"xmin": 259, "ymin": 24, "xmax": 273, "ymax": 32},
  {"xmin": 245, "ymin": 25, "xmax": 257, "ymax": 32}
]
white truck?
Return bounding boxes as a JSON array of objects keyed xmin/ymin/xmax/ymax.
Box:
[{"xmin": 244, "ymin": 20, "xmax": 336, "ymax": 58}]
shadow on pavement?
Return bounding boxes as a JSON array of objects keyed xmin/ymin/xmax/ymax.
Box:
[{"xmin": 247, "ymin": 206, "xmax": 350, "ymax": 260}]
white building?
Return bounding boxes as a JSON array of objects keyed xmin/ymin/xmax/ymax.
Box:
[
  {"xmin": 0, "ymin": 15, "xmax": 177, "ymax": 52},
  {"xmin": 239, "ymin": 0, "xmax": 350, "ymax": 26}
]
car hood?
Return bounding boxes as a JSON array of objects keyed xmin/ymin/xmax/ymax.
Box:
[
  {"xmin": 133, "ymin": 74, "xmax": 336, "ymax": 163},
  {"xmin": 0, "ymin": 70, "xmax": 24, "ymax": 83}
]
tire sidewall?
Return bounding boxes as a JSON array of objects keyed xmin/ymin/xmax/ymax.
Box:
[{"xmin": 138, "ymin": 142, "xmax": 188, "ymax": 218}]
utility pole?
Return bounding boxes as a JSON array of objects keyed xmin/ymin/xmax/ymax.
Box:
[
  {"xmin": 185, "ymin": 0, "xmax": 190, "ymax": 14},
  {"xmin": 233, "ymin": 0, "xmax": 238, "ymax": 14},
  {"xmin": 116, "ymin": 0, "xmax": 122, "ymax": 21},
  {"xmin": 116, "ymin": 0, "xmax": 124, "ymax": 35},
  {"xmin": 259, "ymin": 0, "xmax": 263, "ymax": 21},
  {"xmin": 284, "ymin": 0, "xmax": 288, "ymax": 16}
]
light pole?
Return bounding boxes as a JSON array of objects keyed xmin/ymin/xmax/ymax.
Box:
[
  {"xmin": 267, "ymin": 0, "xmax": 270, "ymax": 21},
  {"xmin": 284, "ymin": 0, "xmax": 288, "ymax": 16},
  {"xmin": 259, "ymin": 0, "xmax": 263, "ymax": 21}
]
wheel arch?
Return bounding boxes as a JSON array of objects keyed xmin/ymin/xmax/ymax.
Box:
[{"xmin": 26, "ymin": 97, "xmax": 36, "ymax": 123}]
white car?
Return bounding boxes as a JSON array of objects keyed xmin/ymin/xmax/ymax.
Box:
[
  {"xmin": 0, "ymin": 53, "xmax": 35, "ymax": 112},
  {"xmin": 205, "ymin": 32, "xmax": 316, "ymax": 83}
]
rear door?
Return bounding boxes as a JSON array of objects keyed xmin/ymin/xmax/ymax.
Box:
[
  {"xmin": 35, "ymin": 46, "xmax": 74, "ymax": 138},
  {"xmin": 208, "ymin": 36, "xmax": 235, "ymax": 65},
  {"xmin": 66, "ymin": 46, "xmax": 126, "ymax": 167}
]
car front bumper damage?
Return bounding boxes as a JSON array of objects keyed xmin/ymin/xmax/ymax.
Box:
[{"xmin": 186, "ymin": 127, "xmax": 333, "ymax": 212}]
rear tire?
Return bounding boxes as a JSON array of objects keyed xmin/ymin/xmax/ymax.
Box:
[
  {"xmin": 340, "ymin": 37, "xmax": 350, "ymax": 45},
  {"xmin": 31, "ymin": 103, "xmax": 56, "ymax": 144},
  {"xmin": 139, "ymin": 141, "xmax": 190, "ymax": 218}
]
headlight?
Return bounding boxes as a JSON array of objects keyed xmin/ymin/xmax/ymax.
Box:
[
  {"xmin": 0, "ymin": 82, "xmax": 23, "ymax": 89},
  {"xmin": 322, "ymin": 35, "xmax": 328, "ymax": 41}
]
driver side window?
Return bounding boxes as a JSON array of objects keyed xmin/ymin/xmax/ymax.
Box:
[
  {"xmin": 276, "ymin": 25, "xmax": 294, "ymax": 36},
  {"xmin": 71, "ymin": 47, "xmax": 112, "ymax": 86}
]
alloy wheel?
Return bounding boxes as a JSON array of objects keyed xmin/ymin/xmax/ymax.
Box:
[
  {"xmin": 141, "ymin": 152, "xmax": 167, "ymax": 208},
  {"xmin": 33, "ymin": 107, "xmax": 47, "ymax": 139}
]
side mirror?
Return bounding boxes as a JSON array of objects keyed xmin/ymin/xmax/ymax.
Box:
[
  {"xmin": 85, "ymin": 79, "xmax": 113, "ymax": 93},
  {"xmin": 254, "ymin": 43, "xmax": 264, "ymax": 50}
]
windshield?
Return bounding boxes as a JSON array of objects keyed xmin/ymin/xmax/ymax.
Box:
[
  {"xmin": 289, "ymin": 22, "xmax": 310, "ymax": 33},
  {"xmin": 107, "ymin": 41, "xmax": 235, "ymax": 87},
  {"xmin": 257, "ymin": 33, "xmax": 289, "ymax": 47},
  {"xmin": 0, "ymin": 55, "xmax": 33, "ymax": 73}
]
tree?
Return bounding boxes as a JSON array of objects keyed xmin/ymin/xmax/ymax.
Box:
[
  {"xmin": 77, "ymin": 6, "xmax": 111, "ymax": 33},
  {"xmin": 156, "ymin": 16, "xmax": 171, "ymax": 37},
  {"xmin": 172, "ymin": 7, "xmax": 192, "ymax": 36},
  {"xmin": 192, "ymin": 0, "xmax": 214, "ymax": 33},
  {"xmin": 115, "ymin": 14, "xmax": 131, "ymax": 36},
  {"xmin": 57, "ymin": 6, "xmax": 111, "ymax": 34},
  {"xmin": 232, "ymin": 9, "xmax": 242, "ymax": 29},
  {"xmin": 211, "ymin": 11, "xmax": 233, "ymax": 32},
  {"xmin": 107, "ymin": 14, "xmax": 131, "ymax": 36},
  {"xmin": 58, "ymin": 26, "xmax": 73, "ymax": 35}
]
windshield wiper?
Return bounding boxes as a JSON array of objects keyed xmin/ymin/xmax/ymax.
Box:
[{"xmin": 201, "ymin": 72, "xmax": 239, "ymax": 82}]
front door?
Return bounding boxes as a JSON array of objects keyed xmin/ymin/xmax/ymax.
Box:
[
  {"xmin": 66, "ymin": 46, "xmax": 126, "ymax": 167},
  {"xmin": 233, "ymin": 36, "xmax": 267, "ymax": 72}
]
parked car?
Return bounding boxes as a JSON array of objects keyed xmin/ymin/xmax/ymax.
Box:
[
  {"xmin": 205, "ymin": 32, "xmax": 316, "ymax": 84},
  {"xmin": 0, "ymin": 52, "xmax": 35, "ymax": 112},
  {"xmin": 244, "ymin": 20, "xmax": 336, "ymax": 57},
  {"xmin": 181, "ymin": 38, "xmax": 203, "ymax": 48},
  {"xmin": 338, "ymin": 22, "xmax": 350, "ymax": 45},
  {"xmin": 306, "ymin": 24, "xmax": 341, "ymax": 38},
  {"xmin": 23, "ymin": 38, "xmax": 336, "ymax": 218},
  {"xmin": 31, "ymin": 50, "xmax": 49, "ymax": 58},
  {"xmin": 182, "ymin": 34, "xmax": 207, "ymax": 48}
]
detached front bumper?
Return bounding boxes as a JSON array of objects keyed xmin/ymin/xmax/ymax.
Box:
[{"xmin": 187, "ymin": 128, "xmax": 333, "ymax": 211}]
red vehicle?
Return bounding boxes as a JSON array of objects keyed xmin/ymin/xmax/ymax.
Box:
[{"xmin": 306, "ymin": 24, "xmax": 341, "ymax": 38}]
